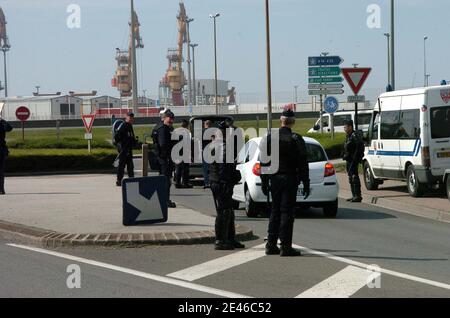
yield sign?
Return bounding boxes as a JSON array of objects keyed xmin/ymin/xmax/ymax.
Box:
[
  {"xmin": 341, "ymin": 68, "xmax": 372, "ymax": 95},
  {"xmin": 82, "ymin": 114, "xmax": 95, "ymax": 133}
]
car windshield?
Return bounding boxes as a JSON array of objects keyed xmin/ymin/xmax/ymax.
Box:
[
  {"xmin": 430, "ymin": 106, "xmax": 450, "ymax": 139},
  {"xmin": 306, "ymin": 143, "xmax": 327, "ymax": 163}
]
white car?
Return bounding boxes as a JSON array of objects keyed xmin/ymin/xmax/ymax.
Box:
[{"xmin": 232, "ymin": 137, "xmax": 339, "ymax": 218}]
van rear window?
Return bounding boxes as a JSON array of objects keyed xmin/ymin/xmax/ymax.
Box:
[{"xmin": 431, "ymin": 106, "xmax": 450, "ymax": 139}]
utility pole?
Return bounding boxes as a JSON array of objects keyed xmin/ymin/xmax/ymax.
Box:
[
  {"xmin": 384, "ymin": 33, "xmax": 391, "ymax": 88},
  {"xmin": 265, "ymin": 0, "xmax": 273, "ymax": 132},
  {"xmin": 424, "ymin": 36, "xmax": 428, "ymax": 87},
  {"xmin": 190, "ymin": 43, "xmax": 198, "ymax": 106},
  {"xmin": 390, "ymin": 0, "xmax": 396, "ymax": 90},
  {"xmin": 130, "ymin": 0, "xmax": 139, "ymax": 115},
  {"xmin": 210, "ymin": 13, "xmax": 220, "ymax": 115},
  {"xmin": 186, "ymin": 17, "xmax": 194, "ymax": 106}
]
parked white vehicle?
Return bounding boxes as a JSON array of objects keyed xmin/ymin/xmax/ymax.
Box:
[
  {"xmin": 445, "ymin": 169, "xmax": 450, "ymax": 201},
  {"xmin": 232, "ymin": 137, "xmax": 339, "ymax": 218},
  {"xmin": 363, "ymin": 85, "xmax": 450, "ymax": 197},
  {"xmin": 308, "ymin": 110, "xmax": 373, "ymax": 134}
]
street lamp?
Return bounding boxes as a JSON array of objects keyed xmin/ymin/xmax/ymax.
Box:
[
  {"xmin": 384, "ymin": 33, "xmax": 391, "ymax": 88},
  {"xmin": 209, "ymin": 13, "xmax": 220, "ymax": 115},
  {"xmin": 190, "ymin": 43, "xmax": 198, "ymax": 106},
  {"xmin": 390, "ymin": 0, "xmax": 396, "ymax": 90},
  {"xmin": 185, "ymin": 17, "xmax": 194, "ymax": 106},
  {"xmin": 264, "ymin": 0, "xmax": 272, "ymax": 131},
  {"xmin": 424, "ymin": 36, "xmax": 428, "ymax": 87}
]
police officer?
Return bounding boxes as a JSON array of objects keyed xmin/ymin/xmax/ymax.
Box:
[
  {"xmin": 152, "ymin": 109, "xmax": 177, "ymax": 208},
  {"xmin": 260, "ymin": 109, "xmax": 310, "ymax": 257},
  {"xmin": 0, "ymin": 116, "xmax": 13, "ymax": 195},
  {"xmin": 175, "ymin": 119, "xmax": 193, "ymax": 189},
  {"xmin": 116, "ymin": 112, "xmax": 137, "ymax": 186},
  {"xmin": 343, "ymin": 120, "xmax": 363, "ymax": 203},
  {"xmin": 208, "ymin": 121, "xmax": 245, "ymax": 250}
]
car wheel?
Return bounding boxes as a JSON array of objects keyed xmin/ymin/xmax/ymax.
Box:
[
  {"xmin": 364, "ymin": 162, "xmax": 379, "ymax": 191},
  {"xmin": 232, "ymin": 200, "xmax": 240, "ymax": 210},
  {"xmin": 323, "ymin": 199, "xmax": 338, "ymax": 218},
  {"xmin": 407, "ymin": 166, "xmax": 426, "ymax": 197},
  {"xmin": 446, "ymin": 175, "xmax": 450, "ymax": 202},
  {"xmin": 245, "ymin": 188, "xmax": 259, "ymax": 218}
]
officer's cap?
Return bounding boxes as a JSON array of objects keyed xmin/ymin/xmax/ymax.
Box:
[
  {"xmin": 162, "ymin": 109, "xmax": 175, "ymax": 119},
  {"xmin": 127, "ymin": 112, "xmax": 135, "ymax": 118},
  {"xmin": 344, "ymin": 119, "xmax": 354, "ymax": 127},
  {"xmin": 281, "ymin": 109, "xmax": 295, "ymax": 118}
]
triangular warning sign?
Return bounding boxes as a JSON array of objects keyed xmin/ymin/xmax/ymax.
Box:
[
  {"xmin": 82, "ymin": 114, "xmax": 96, "ymax": 133},
  {"xmin": 341, "ymin": 68, "xmax": 372, "ymax": 95}
]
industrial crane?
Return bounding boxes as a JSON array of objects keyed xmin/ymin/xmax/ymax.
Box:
[
  {"xmin": 111, "ymin": 9, "xmax": 144, "ymax": 98},
  {"xmin": 165, "ymin": 2, "xmax": 188, "ymax": 106}
]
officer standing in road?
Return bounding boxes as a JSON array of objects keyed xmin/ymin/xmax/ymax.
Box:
[
  {"xmin": 116, "ymin": 112, "xmax": 137, "ymax": 186},
  {"xmin": 208, "ymin": 121, "xmax": 245, "ymax": 250},
  {"xmin": 152, "ymin": 109, "xmax": 177, "ymax": 208},
  {"xmin": 343, "ymin": 120, "xmax": 364, "ymax": 203},
  {"xmin": 260, "ymin": 109, "xmax": 310, "ymax": 257},
  {"xmin": 0, "ymin": 116, "xmax": 13, "ymax": 195},
  {"xmin": 175, "ymin": 119, "xmax": 193, "ymax": 189}
]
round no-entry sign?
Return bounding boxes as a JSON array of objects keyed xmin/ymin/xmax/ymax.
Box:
[{"xmin": 16, "ymin": 106, "xmax": 31, "ymax": 121}]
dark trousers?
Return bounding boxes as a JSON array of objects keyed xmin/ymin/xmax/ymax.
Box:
[
  {"xmin": 159, "ymin": 159, "xmax": 173, "ymax": 203},
  {"xmin": 346, "ymin": 161, "xmax": 361, "ymax": 198},
  {"xmin": 0, "ymin": 148, "xmax": 7, "ymax": 192},
  {"xmin": 117, "ymin": 149, "xmax": 134, "ymax": 183},
  {"xmin": 268, "ymin": 174, "xmax": 298, "ymax": 247},
  {"xmin": 202, "ymin": 160, "xmax": 209, "ymax": 186},
  {"xmin": 211, "ymin": 182, "xmax": 236, "ymax": 243},
  {"xmin": 175, "ymin": 163, "xmax": 190, "ymax": 185}
]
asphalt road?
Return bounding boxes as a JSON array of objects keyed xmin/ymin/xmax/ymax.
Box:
[{"xmin": 1, "ymin": 185, "xmax": 449, "ymax": 298}]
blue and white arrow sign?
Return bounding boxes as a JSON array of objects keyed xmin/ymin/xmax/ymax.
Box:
[
  {"xmin": 122, "ymin": 176, "xmax": 168, "ymax": 225},
  {"xmin": 308, "ymin": 56, "xmax": 344, "ymax": 67}
]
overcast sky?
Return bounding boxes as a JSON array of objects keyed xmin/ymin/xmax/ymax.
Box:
[{"xmin": 1, "ymin": 0, "xmax": 449, "ymax": 102}]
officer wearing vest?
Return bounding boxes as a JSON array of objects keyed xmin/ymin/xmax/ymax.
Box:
[
  {"xmin": 116, "ymin": 112, "xmax": 137, "ymax": 186},
  {"xmin": 343, "ymin": 120, "xmax": 363, "ymax": 203},
  {"xmin": 152, "ymin": 109, "xmax": 177, "ymax": 208},
  {"xmin": 208, "ymin": 121, "xmax": 244, "ymax": 250},
  {"xmin": 260, "ymin": 109, "xmax": 310, "ymax": 257},
  {"xmin": 0, "ymin": 117, "xmax": 13, "ymax": 195}
]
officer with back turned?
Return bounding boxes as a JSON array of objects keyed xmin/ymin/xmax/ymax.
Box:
[
  {"xmin": 115, "ymin": 112, "xmax": 137, "ymax": 186},
  {"xmin": 260, "ymin": 109, "xmax": 310, "ymax": 257},
  {"xmin": 343, "ymin": 120, "xmax": 364, "ymax": 203},
  {"xmin": 0, "ymin": 115, "xmax": 13, "ymax": 195}
]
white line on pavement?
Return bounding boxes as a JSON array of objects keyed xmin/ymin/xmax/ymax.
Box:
[
  {"xmin": 293, "ymin": 244, "xmax": 450, "ymax": 291},
  {"xmin": 6, "ymin": 244, "xmax": 251, "ymax": 299},
  {"xmin": 167, "ymin": 244, "xmax": 267, "ymax": 282},
  {"xmin": 296, "ymin": 265, "xmax": 379, "ymax": 298}
]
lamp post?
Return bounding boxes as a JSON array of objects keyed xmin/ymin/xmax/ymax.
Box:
[
  {"xmin": 390, "ymin": 0, "xmax": 396, "ymax": 90},
  {"xmin": 384, "ymin": 33, "xmax": 391, "ymax": 88},
  {"xmin": 185, "ymin": 17, "xmax": 194, "ymax": 106},
  {"xmin": 190, "ymin": 43, "xmax": 198, "ymax": 106},
  {"xmin": 209, "ymin": 13, "xmax": 220, "ymax": 115},
  {"xmin": 265, "ymin": 0, "xmax": 272, "ymax": 131},
  {"xmin": 424, "ymin": 36, "xmax": 428, "ymax": 87}
]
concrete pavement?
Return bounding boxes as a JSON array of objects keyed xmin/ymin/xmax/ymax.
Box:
[{"xmin": 0, "ymin": 175, "xmax": 253, "ymax": 247}]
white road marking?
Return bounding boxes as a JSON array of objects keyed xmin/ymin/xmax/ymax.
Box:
[
  {"xmin": 6, "ymin": 244, "xmax": 251, "ymax": 299},
  {"xmin": 296, "ymin": 265, "xmax": 378, "ymax": 298},
  {"xmin": 167, "ymin": 244, "xmax": 267, "ymax": 282},
  {"xmin": 293, "ymin": 244, "xmax": 450, "ymax": 291}
]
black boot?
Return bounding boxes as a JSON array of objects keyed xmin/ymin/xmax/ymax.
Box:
[
  {"xmin": 351, "ymin": 176, "xmax": 362, "ymax": 202},
  {"xmin": 215, "ymin": 241, "xmax": 234, "ymax": 250},
  {"xmin": 265, "ymin": 242, "xmax": 281, "ymax": 255},
  {"xmin": 280, "ymin": 246, "xmax": 302, "ymax": 257},
  {"xmin": 226, "ymin": 209, "xmax": 244, "ymax": 248}
]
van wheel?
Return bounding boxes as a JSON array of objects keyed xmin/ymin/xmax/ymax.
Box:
[
  {"xmin": 245, "ymin": 189, "xmax": 259, "ymax": 218},
  {"xmin": 407, "ymin": 166, "xmax": 426, "ymax": 197},
  {"xmin": 323, "ymin": 200, "xmax": 338, "ymax": 218},
  {"xmin": 446, "ymin": 176, "xmax": 450, "ymax": 202},
  {"xmin": 364, "ymin": 162, "xmax": 379, "ymax": 190}
]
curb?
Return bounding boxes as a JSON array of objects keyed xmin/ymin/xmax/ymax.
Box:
[
  {"xmin": 339, "ymin": 189, "xmax": 450, "ymax": 223},
  {"xmin": 0, "ymin": 220, "xmax": 255, "ymax": 248}
]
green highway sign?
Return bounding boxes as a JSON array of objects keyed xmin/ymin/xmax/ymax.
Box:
[
  {"xmin": 308, "ymin": 77, "xmax": 344, "ymax": 84},
  {"xmin": 309, "ymin": 67, "xmax": 341, "ymax": 77}
]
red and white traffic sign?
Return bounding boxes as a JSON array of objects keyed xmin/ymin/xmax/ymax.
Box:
[
  {"xmin": 15, "ymin": 106, "xmax": 31, "ymax": 122},
  {"xmin": 82, "ymin": 114, "xmax": 96, "ymax": 133},
  {"xmin": 341, "ymin": 68, "xmax": 372, "ymax": 95}
]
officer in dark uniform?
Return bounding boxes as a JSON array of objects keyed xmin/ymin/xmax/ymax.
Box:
[
  {"xmin": 343, "ymin": 120, "xmax": 363, "ymax": 203},
  {"xmin": 116, "ymin": 112, "xmax": 137, "ymax": 186},
  {"xmin": 260, "ymin": 109, "xmax": 310, "ymax": 257},
  {"xmin": 0, "ymin": 117, "xmax": 13, "ymax": 195},
  {"xmin": 208, "ymin": 121, "xmax": 245, "ymax": 250},
  {"xmin": 152, "ymin": 109, "xmax": 177, "ymax": 208}
]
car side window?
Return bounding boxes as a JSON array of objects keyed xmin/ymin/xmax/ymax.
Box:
[{"xmin": 236, "ymin": 142, "xmax": 248, "ymax": 164}]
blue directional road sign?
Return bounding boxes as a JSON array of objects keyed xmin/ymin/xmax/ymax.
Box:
[
  {"xmin": 324, "ymin": 96, "xmax": 339, "ymax": 114},
  {"xmin": 308, "ymin": 56, "xmax": 344, "ymax": 67},
  {"xmin": 122, "ymin": 176, "xmax": 168, "ymax": 226}
]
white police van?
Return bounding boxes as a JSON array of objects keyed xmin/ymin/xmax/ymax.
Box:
[
  {"xmin": 363, "ymin": 85, "xmax": 450, "ymax": 197},
  {"xmin": 308, "ymin": 110, "xmax": 373, "ymax": 134}
]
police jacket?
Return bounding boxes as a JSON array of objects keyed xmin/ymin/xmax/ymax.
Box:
[
  {"xmin": 153, "ymin": 123, "xmax": 174, "ymax": 161},
  {"xmin": 261, "ymin": 127, "xmax": 309, "ymax": 186},
  {"xmin": 0, "ymin": 119, "xmax": 13, "ymax": 149},
  {"xmin": 343, "ymin": 130, "xmax": 363, "ymax": 163},
  {"xmin": 117, "ymin": 121, "xmax": 136, "ymax": 151},
  {"xmin": 208, "ymin": 138, "xmax": 240, "ymax": 185}
]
